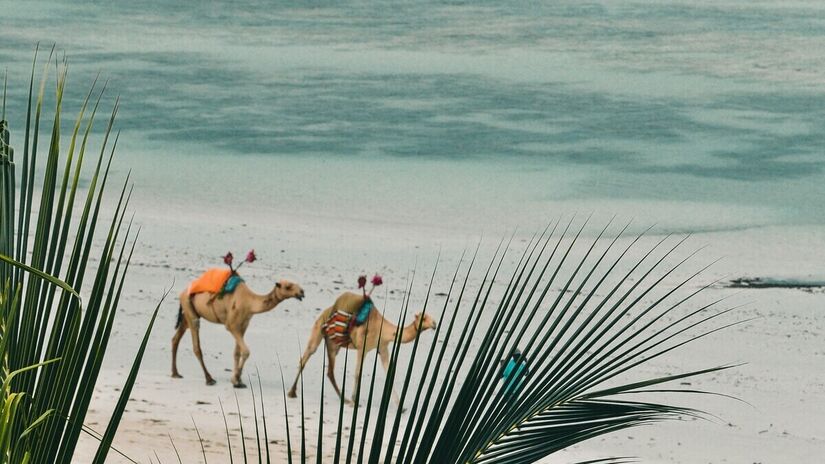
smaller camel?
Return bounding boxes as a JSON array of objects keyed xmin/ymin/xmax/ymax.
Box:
[
  {"xmin": 287, "ymin": 292, "xmax": 437, "ymax": 405},
  {"xmin": 172, "ymin": 276, "xmax": 305, "ymax": 387}
]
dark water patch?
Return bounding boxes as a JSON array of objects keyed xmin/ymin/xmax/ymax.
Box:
[
  {"xmin": 726, "ymin": 277, "xmax": 825, "ymax": 291},
  {"xmin": 631, "ymin": 143, "xmax": 825, "ymax": 181},
  {"xmin": 8, "ymin": 50, "xmax": 825, "ymax": 188},
  {"xmin": 622, "ymin": 90, "xmax": 825, "ymax": 181},
  {"xmin": 714, "ymin": 92, "xmax": 825, "ymax": 116},
  {"xmin": 113, "ymin": 69, "xmax": 701, "ymax": 160},
  {"xmin": 4, "ymin": 44, "xmax": 825, "ymax": 190},
  {"xmin": 553, "ymin": 148, "xmax": 639, "ymax": 166},
  {"xmin": 634, "ymin": 159, "xmax": 824, "ymax": 182},
  {"xmin": 618, "ymin": 3, "xmax": 825, "ymax": 35}
]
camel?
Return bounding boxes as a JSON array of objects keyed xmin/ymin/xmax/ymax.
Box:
[
  {"xmin": 171, "ymin": 277, "xmax": 305, "ymax": 388},
  {"xmin": 287, "ymin": 291, "xmax": 437, "ymax": 405}
]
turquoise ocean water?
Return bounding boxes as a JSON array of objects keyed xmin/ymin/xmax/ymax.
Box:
[{"xmin": 2, "ymin": 1, "xmax": 825, "ymax": 233}]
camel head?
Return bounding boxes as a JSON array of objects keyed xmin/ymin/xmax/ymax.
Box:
[
  {"xmin": 274, "ymin": 279, "xmax": 305, "ymax": 301},
  {"xmin": 413, "ymin": 312, "xmax": 438, "ymax": 332}
]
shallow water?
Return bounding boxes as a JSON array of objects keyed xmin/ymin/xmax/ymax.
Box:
[{"xmin": 2, "ymin": 0, "xmax": 825, "ymax": 233}]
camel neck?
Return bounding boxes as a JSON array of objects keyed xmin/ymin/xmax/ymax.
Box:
[
  {"xmin": 399, "ymin": 321, "xmax": 422, "ymax": 344},
  {"xmin": 249, "ymin": 286, "xmax": 282, "ymax": 314}
]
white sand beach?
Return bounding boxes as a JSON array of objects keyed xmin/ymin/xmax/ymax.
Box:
[{"xmin": 71, "ymin": 200, "xmax": 825, "ymax": 463}]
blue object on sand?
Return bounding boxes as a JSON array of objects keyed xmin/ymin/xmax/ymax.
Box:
[{"xmin": 502, "ymin": 351, "xmax": 528, "ymax": 395}]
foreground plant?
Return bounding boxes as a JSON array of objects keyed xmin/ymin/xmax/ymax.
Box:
[
  {"xmin": 0, "ymin": 285, "xmax": 59, "ymax": 464},
  {"xmin": 432, "ymin": 226, "xmax": 738, "ymax": 463},
  {"xmin": 0, "ymin": 46, "xmax": 159, "ymax": 463}
]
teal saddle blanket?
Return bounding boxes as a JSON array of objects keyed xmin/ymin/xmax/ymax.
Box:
[
  {"xmin": 221, "ymin": 274, "xmax": 244, "ymax": 295},
  {"xmin": 353, "ymin": 298, "xmax": 374, "ymax": 326}
]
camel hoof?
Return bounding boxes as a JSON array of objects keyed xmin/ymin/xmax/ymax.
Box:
[
  {"xmin": 287, "ymin": 390, "xmax": 297, "ymax": 399},
  {"xmin": 171, "ymin": 373, "xmax": 183, "ymax": 379},
  {"xmin": 206, "ymin": 378, "xmax": 216, "ymax": 386},
  {"xmin": 233, "ymin": 382, "xmax": 247, "ymax": 389}
]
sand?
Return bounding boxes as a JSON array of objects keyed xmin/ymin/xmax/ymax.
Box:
[{"xmin": 70, "ymin": 207, "xmax": 825, "ymax": 463}]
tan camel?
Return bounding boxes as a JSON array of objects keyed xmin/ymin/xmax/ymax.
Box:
[
  {"xmin": 287, "ymin": 292, "xmax": 437, "ymax": 405},
  {"xmin": 172, "ymin": 278, "xmax": 305, "ymax": 387}
]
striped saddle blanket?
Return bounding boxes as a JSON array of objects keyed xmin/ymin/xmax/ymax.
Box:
[
  {"xmin": 322, "ymin": 310, "xmax": 354, "ymax": 347},
  {"xmin": 322, "ymin": 298, "xmax": 374, "ymax": 347}
]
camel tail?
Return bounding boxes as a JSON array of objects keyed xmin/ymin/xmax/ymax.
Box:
[{"xmin": 175, "ymin": 304, "xmax": 183, "ymax": 329}]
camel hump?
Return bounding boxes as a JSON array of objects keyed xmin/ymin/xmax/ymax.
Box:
[
  {"xmin": 333, "ymin": 292, "xmax": 367, "ymax": 315},
  {"xmin": 188, "ymin": 268, "xmax": 234, "ymax": 295}
]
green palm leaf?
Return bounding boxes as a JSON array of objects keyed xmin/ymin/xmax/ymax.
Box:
[
  {"xmin": 1, "ymin": 45, "xmax": 159, "ymax": 463},
  {"xmin": 283, "ymin": 218, "xmax": 741, "ymax": 464}
]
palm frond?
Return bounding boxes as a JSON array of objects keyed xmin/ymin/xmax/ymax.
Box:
[
  {"xmin": 1, "ymin": 46, "xmax": 159, "ymax": 462},
  {"xmin": 275, "ymin": 219, "xmax": 741, "ymax": 464}
]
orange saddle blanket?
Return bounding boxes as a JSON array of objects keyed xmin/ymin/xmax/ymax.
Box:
[{"xmin": 188, "ymin": 268, "xmax": 233, "ymax": 295}]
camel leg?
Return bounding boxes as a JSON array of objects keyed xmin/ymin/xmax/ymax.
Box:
[
  {"xmin": 231, "ymin": 343, "xmax": 242, "ymax": 387},
  {"xmin": 189, "ymin": 318, "xmax": 216, "ymax": 385},
  {"xmin": 171, "ymin": 315, "xmax": 187, "ymax": 378},
  {"xmin": 350, "ymin": 348, "xmax": 365, "ymax": 406},
  {"xmin": 288, "ymin": 320, "xmax": 324, "ymax": 398},
  {"xmin": 378, "ymin": 346, "xmax": 403, "ymax": 408},
  {"xmin": 326, "ymin": 344, "xmax": 352, "ymax": 405},
  {"xmin": 229, "ymin": 329, "xmax": 250, "ymax": 388}
]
